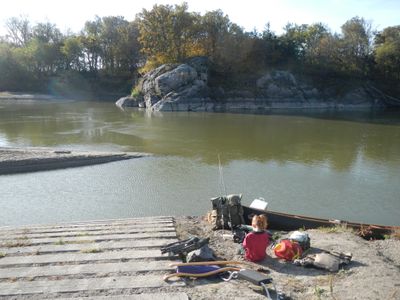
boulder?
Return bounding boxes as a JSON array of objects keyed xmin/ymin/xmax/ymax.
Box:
[
  {"xmin": 155, "ymin": 64, "xmax": 198, "ymax": 95},
  {"xmin": 187, "ymin": 56, "xmax": 209, "ymax": 83},
  {"xmin": 256, "ymin": 70, "xmax": 305, "ymax": 101},
  {"xmin": 257, "ymin": 70, "xmax": 297, "ymax": 89},
  {"xmin": 115, "ymin": 96, "xmax": 142, "ymax": 108},
  {"xmin": 140, "ymin": 64, "xmax": 178, "ymax": 95},
  {"xmin": 133, "ymin": 57, "xmax": 211, "ymax": 111}
]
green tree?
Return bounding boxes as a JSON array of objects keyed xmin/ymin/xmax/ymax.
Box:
[
  {"xmin": 32, "ymin": 22, "xmax": 62, "ymax": 44},
  {"xmin": 340, "ymin": 16, "xmax": 373, "ymax": 74},
  {"xmin": 61, "ymin": 36, "xmax": 84, "ymax": 70},
  {"xmin": 311, "ymin": 33, "xmax": 343, "ymax": 72},
  {"xmin": 29, "ymin": 22, "xmax": 64, "ymax": 75},
  {"xmin": 98, "ymin": 16, "xmax": 140, "ymax": 74},
  {"xmin": 0, "ymin": 42, "xmax": 40, "ymax": 91},
  {"xmin": 81, "ymin": 17, "xmax": 102, "ymax": 72},
  {"xmin": 374, "ymin": 26, "xmax": 400, "ymax": 79},
  {"xmin": 304, "ymin": 23, "xmax": 330, "ymax": 65},
  {"xmin": 281, "ymin": 23, "xmax": 308, "ymax": 60},
  {"xmin": 199, "ymin": 10, "xmax": 230, "ymax": 58},
  {"xmin": 281, "ymin": 23, "xmax": 330, "ymax": 65},
  {"xmin": 26, "ymin": 39, "xmax": 61, "ymax": 74}
]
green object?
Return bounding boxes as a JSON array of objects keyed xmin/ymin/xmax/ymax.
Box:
[
  {"xmin": 239, "ymin": 225, "xmax": 254, "ymax": 232},
  {"xmin": 210, "ymin": 194, "xmax": 245, "ymax": 230}
]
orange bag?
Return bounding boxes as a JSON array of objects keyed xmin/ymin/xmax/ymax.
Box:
[{"xmin": 274, "ymin": 239, "xmax": 303, "ymax": 261}]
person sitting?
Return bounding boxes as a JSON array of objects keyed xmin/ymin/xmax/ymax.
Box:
[{"xmin": 243, "ymin": 214, "xmax": 270, "ymax": 262}]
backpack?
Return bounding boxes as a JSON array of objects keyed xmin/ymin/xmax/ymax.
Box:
[
  {"xmin": 210, "ymin": 194, "xmax": 245, "ymax": 230},
  {"xmin": 274, "ymin": 239, "xmax": 303, "ymax": 261},
  {"xmin": 293, "ymin": 251, "xmax": 352, "ymax": 272},
  {"xmin": 289, "ymin": 231, "xmax": 311, "ymax": 251}
]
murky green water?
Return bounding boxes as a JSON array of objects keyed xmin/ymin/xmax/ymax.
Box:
[{"xmin": 0, "ymin": 100, "xmax": 399, "ymax": 226}]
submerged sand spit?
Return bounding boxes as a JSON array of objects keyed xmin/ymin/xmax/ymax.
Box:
[{"xmin": 0, "ymin": 147, "xmax": 148, "ymax": 174}]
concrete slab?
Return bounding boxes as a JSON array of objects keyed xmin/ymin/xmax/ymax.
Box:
[
  {"xmin": 0, "ymin": 231, "xmax": 177, "ymax": 246},
  {"xmin": 0, "ymin": 260, "xmax": 178, "ymax": 279},
  {"xmin": 0, "ymin": 224, "xmax": 175, "ymax": 240},
  {"xmin": 0, "ymin": 274, "xmax": 184, "ymax": 296},
  {"xmin": 52, "ymin": 293, "xmax": 189, "ymax": 300},
  {"xmin": 0, "ymin": 238, "xmax": 177, "ymax": 255},
  {"xmin": 0, "ymin": 217, "xmax": 185, "ymax": 298}
]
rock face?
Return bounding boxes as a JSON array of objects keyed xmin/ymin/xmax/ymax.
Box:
[
  {"xmin": 256, "ymin": 70, "xmax": 305, "ymax": 101},
  {"xmin": 115, "ymin": 96, "xmax": 142, "ymax": 108},
  {"xmin": 116, "ymin": 59, "xmax": 389, "ymax": 112},
  {"xmin": 135, "ymin": 57, "xmax": 212, "ymax": 111}
]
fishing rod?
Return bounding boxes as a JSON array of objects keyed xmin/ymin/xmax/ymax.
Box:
[
  {"xmin": 218, "ymin": 153, "xmax": 227, "ymax": 197},
  {"xmin": 218, "ymin": 154, "xmax": 234, "ymax": 232}
]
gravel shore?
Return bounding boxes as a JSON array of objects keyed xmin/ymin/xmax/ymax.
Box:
[
  {"xmin": 175, "ymin": 216, "xmax": 400, "ymax": 300},
  {"xmin": 0, "ymin": 147, "xmax": 148, "ymax": 174}
]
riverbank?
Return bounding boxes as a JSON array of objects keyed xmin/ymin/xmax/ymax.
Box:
[
  {"xmin": 1, "ymin": 215, "xmax": 398, "ymax": 299},
  {"xmin": 0, "ymin": 205, "xmax": 398, "ymax": 299},
  {"xmin": 0, "ymin": 147, "xmax": 148, "ymax": 175},
  {"xmin": 175, "ymin": 216, "xmax": 400, "ymax": 300},
  {"xmin": 118, "ymin": 60, "xmax": 400, "ymax": 112}
]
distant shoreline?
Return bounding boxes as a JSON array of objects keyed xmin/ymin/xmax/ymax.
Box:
[
  {"xmin": 0, "ymin": 147, "xmax": 149, "ymax": 175},
  {"xmin": 0, "ymin": 92, "xmax": 66, "ymax": 101}
]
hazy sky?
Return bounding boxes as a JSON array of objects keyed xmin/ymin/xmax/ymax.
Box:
[{"xmin": 0, "ymin": 0, "xmax": 399, "ymax": 35}]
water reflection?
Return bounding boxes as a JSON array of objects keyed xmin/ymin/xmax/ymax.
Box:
[
  {"xmin": 0, "ymin": 101, "xmax": 399, "ymax": 226},
  {"xmin": 0, "ymin": 101, "xmax": 400, "ymax": 171}
]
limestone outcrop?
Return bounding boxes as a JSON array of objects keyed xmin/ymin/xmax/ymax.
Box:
[
  {"xmin": 133, "ymin": 57, "xmax": 212, "ymax": 111},
  {"xmin": 116, "ymin": 59, "xmax": 391, "ymax": 112}
]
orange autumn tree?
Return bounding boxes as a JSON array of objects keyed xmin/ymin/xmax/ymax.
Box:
[{"xmin": 137, "ymin": 2, "xmax": 206, "ymax": 72}]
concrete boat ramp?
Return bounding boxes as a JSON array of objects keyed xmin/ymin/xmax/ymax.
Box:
[{"xmin": 0, "ymin": 217, "xmax": 188, "ymax": 299}]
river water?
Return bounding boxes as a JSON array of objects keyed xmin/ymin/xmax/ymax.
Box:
[{"xmin": 0, "ymin": 100, "xmax": 399, "ymax": 226}]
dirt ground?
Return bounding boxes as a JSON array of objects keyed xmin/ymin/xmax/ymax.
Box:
[{"xmin": 175, "ymin": 216, "xmax": 400, "ymax": 300}]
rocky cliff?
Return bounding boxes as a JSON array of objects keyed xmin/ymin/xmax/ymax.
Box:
[{"xmin": 116, "ymin": 57, "xmax": 392, "ymax": 112}]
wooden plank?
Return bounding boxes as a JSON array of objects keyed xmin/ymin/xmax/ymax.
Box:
[
  {"xmin": 0, "ymin": 249, "xmax": 171, "ymax": 266},
  {"xmin": 0, "ymin": 275, "xmax": 185, "ymax": 296},
  {"xmin": 0, "ymin": 238, "xmax": 177, "ymax": 256},
  {"xmin": 0, "ymin": 260, "xmax": 178, "ymax": 279},
  {"xmin": 0, "ymin": 231, "xmax": 177, "ymax": 247},
  {"xmin": 0, "ymin": 224, "xmax": 175, "ymax": 240},
  {"xmin": 0, "ymin": 217, "xmax": 174, "ymax": 232},
  {"xmin": 52, "ymin": 293, "xmax": 189, "ymax": 300}
]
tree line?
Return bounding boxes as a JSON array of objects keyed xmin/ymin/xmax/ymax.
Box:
[{"xmin": 0, "ymin": 2, "xmax": 399, "ymax": 98}]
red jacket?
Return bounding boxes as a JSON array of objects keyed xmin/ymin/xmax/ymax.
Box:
[{"xmin": 243, "ymin": 231, "xmax": 270, "ymax": 262}]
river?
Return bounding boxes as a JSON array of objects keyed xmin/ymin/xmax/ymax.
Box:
[{"xmin": 0, "ymin": 100, "xmax": 399, "ymax": 226}]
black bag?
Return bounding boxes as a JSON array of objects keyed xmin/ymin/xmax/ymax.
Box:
[{"xmin": 233, "ymin": 227, "xmax": 248, "ymax": 243}]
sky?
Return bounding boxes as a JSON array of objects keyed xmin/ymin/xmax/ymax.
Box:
[{"xmin": 0, "ymin": 0, "xmax": 399, "ymax": 36}]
